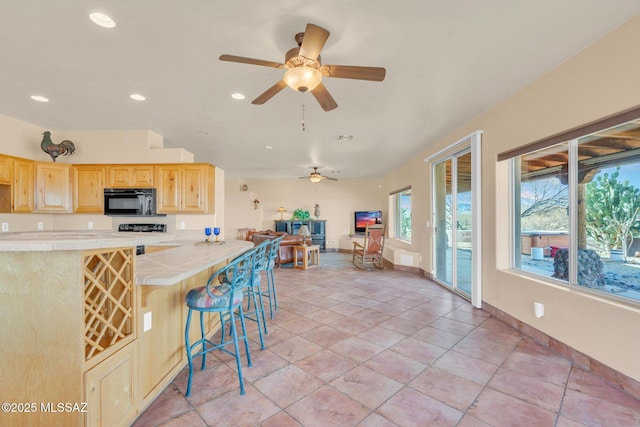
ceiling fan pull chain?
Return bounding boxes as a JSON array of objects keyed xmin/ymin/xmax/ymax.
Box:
[{"xmin": 301, "ymin": 104, "xmax": 306, "ymax": 132}]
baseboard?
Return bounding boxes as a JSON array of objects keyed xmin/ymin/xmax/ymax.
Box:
[
  {"xmin": 483, "ymin": 302, "xmax": 640, "ymax": 401},
  {"xmin": 391, "ymin": 263, "xmax": 421, "ymax": 273}
]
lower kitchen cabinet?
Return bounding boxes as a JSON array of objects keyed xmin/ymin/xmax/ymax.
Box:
[{"xmin": 85, "ymin": 342, "xmax": 138, "ymax": 427}]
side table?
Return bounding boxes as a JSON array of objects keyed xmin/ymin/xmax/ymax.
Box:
[{"xmin": 293, "ymin": 244, "xmax": 320, "ymax": 270}]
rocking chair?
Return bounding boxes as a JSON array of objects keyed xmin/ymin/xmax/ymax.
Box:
[{"xmin": 352, "ymin": 224, "xmax": 386, "ymax": 269}]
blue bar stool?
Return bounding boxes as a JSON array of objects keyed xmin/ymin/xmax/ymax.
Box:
[
  {"xmin": 263, "ymin": 235, "xmax": 284, "ymax": 319},
  {"xmin": 184, "ymin": 249, "xmax": 255, "ymax": 396},
  {"xmin": 243, "ymin": 239, "xmax": 270, "ymax": 349}
]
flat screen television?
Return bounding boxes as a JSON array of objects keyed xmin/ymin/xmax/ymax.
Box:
[{"xmin": 354, "ymin": 210, "xmax": 382, "ymax": 234}]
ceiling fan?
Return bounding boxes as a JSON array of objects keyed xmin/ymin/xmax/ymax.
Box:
[
  {"xmin": 219, "ymin": 23, "xmax": 386, "ymax": 111},
  {"xmin": 299, "ymin": 167, "xmax": 338, "ymax": 183}
]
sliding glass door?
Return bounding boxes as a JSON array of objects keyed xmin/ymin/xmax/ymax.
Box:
[{"xmin": 430, "ymin": 132, "xmax": 482, "ymax": 306}]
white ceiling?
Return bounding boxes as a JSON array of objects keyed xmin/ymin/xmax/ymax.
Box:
[{"xmin": 1, "ymin": 2, "xmax": 638, "ymax": 179}]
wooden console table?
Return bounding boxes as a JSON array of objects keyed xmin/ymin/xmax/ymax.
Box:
[{"xmin": 293, "ymin": 244, "xmax": 320, "ymax": 270}]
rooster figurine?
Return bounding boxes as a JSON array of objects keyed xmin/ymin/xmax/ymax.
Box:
[{"xmin": 40, "ymin": 131, "xmax": 75, "ymax": 162}]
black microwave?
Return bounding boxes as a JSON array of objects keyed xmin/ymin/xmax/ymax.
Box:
[{"xmin": 104, "ymin": 188, "xmax": 162, "ymax": 216}]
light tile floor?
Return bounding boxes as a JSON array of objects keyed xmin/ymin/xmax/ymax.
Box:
[{"xmin": 133, "ymin": 265, "xmax": 640, "ymax": 426}]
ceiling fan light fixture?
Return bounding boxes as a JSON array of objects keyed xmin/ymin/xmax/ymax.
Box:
[
  {"xmin": 284, "ymin": 66, "xmax": 322, "ymax": 93},
  {"xmin": 309, "ymin": 173, "xmax": 323, "ymax": 183}
]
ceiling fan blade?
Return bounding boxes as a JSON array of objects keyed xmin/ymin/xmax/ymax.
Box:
[
  {"xmin": 320, "ymin": 65, "xmax": 386, "ymax": 81},
  {"xmin": 324, "ymin": 176, "xmax": 338, "ymax": 181},
  {"xmin": 310, "ymin": 82, "xmax": 338, "ymax": 111},
  {"xmin": 219, "ymin": 54, "xmax": 285, "ymax": 69},
  {"xmin": 299, "ymin": 24, "xmax": 330, "ymax": 61},
  {"xmin": 252, "ymin": 80, "xmax": 288, "ymax": 105}
]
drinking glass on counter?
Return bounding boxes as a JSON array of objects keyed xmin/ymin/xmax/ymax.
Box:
[
  {"xmin": 213, "ymin": 227, "xmax": 221, "ymax": 242},
  {"xmin": 204, "ymin": 227, "xmax": 212, "ymax": 242}
]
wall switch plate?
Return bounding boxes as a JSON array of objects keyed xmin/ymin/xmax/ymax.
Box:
[
  {"xmin": 1, "ymin": 223, "xmax": 8, "ymax": 232},
  {"xmin": 179, "ymin": 221, "xmax": 186, "ymax": 230},
  {"xmin": 143, "ymin": 311, "xmax": 152, "ymax": 332},
  {"xmin": 87, "ymin": 221, "xmax": 93, "ymax": 230},
  {"xmin": 37, "ymin": 222, "xmax": 44, "ymax": 230}
]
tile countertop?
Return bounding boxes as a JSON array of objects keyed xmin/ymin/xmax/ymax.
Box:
[
  {"xmin": 135, "ymin": 239, "xmax": 254, "ymax": 286},
  {"xmin": 0, "ymin": 231, "xmax": 254, "ymax": 287},
  {"xmin": 0, "ymin": 230, "xmax": 171, "ymax": 251}
]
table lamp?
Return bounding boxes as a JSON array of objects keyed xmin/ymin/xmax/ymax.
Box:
[
  {"xmin": 298, "ymin": 224, "xmax": 311, "ymax": 246},
  {"xmin": 278, "ymin": 207, "xmax": 286, "ymax": 219}
]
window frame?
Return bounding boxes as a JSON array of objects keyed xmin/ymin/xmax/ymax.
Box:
[
  {"xmin": 505, "ymin": 109, "xmax": 640, "ymax": 306},
  {"xmin": 390, "ymin": 187, "xmax": 412, "ymax": 242}
]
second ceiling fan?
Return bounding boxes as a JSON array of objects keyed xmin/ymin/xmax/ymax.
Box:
[
  {"xmin": 219, "ymin": 23, "xmax": 386, "ymax": 111},
  {"xmin": 299, "ymin": 167, "xmax": 338, "ymax": 183}
]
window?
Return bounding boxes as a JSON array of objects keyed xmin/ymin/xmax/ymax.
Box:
[
  {"xmin": 390, "ymin": 188, "xmax": 412, "ymax": 241},
  {"xmin": 508, "ymin": 114, "xmax": 640, "ymax": 304}
]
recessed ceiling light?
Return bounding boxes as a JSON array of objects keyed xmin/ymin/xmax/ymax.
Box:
[
  {"xmin": 30, "ymin": 95, "xmax": 49, "ymax": 102},
  {"xmin": 198, "ymin": 131, "xmax": 209, "ymax": 135},
  {"xmin": 337, "ymin": 135, "xmax": 354, "ymax": 141},
  {"xmin": 231, "ymin": 93, "xmax": 246, "ymax": 100},
  {"xmin": 129, "ymin": 93, "xmax": 146, "ymax": 101},
  {"xmin": 89, "ymin": 12, "xmax": 116, "ymax": 28},
  {"xmin": 264, "ymin": 145, "xmax": 273, "ymax": 150}
]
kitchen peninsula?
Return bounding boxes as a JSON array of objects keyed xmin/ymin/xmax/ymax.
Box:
[{"xmin": 0, "ymin": 231, "xmax": 252, "ymax": 427}]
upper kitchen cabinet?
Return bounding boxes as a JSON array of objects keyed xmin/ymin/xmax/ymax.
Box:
[
  {"xmin": 35, "ymin": 162, "xmax": 72, "ymax": 213},
  {"xmin": 13, "ymin": 158, "xmax": 34, "ymax": 213},
  {"xmin": 156, "ymin": 163, "xmax": 214, "ymax": 214},
  {"xmin": 0, "ymin": 155, "xmax": 15, "ymax": 212},
  {"xmin": 73, "ymin": 165, "xmax": 105, "ymax": 213},
  {"xmin": 0, "ymin": 154, "xmax": 12, "ymax": 185},
  {"xmin": 106, "ymin": 165, "xmax": 154, "ymax": 188}
]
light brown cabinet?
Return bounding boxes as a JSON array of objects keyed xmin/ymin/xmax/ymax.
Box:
[
  {"xmin": 35, "ymin": 162, "xmax": 72, "ymax": 212},
  {"xmin": 0, "ymin": 155, "xmax": 12, "ymax": 185},
  {"xmin": 13, "ymin": 158, "xmax": 34, "ymax": 213},
  {"xmin": 73, "ymin": 165, "xmax": 105, "ymax": 213},
  {"xmin": 106, "ymin": 165, "xmax": 154, "ymax": 188},
  {"xmin": 0, "ymin": 246, "xmax": 137, "ymax": 426},
  {"xmin": 85, "ymin": 342, "xmax": 138, "ymax": 427},
  {"xmin": 156, "ymin": 163, "xmax": 215, "ymax": 214},
  {"xmin": 0, "ymin": 153, "xmax": 216, "ymax": 216},
  {"xmin": 0, "ymin": 155, "xmax": 14, "ymax": 212}
]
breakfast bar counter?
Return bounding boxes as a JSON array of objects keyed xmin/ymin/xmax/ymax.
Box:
[
  {"xmin": 0, "ymin": 232, "xmax": 253, "ymax": 427},
  {"xmin": 136, "ymin": 239, "xmax": 253, "ymax": 285}
]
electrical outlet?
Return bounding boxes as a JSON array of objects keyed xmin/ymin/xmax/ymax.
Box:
[
  {"xmin": 87, "ymin": 221, "xmax": 94, "ymax": 230},
  {"xmin": 143, "ymin": 311, "xmax": 152, "ymax": 332},
  {"xmin": 37, "ymin": 222, "xmax": 44, "ymax": 230},
  {"xmin": 179, "ymin": 221, "xmax": 186, "ymax": 230},
  {"xmin": 1, "ymin": 223, "xmax": 8, "ymax": 232},
  {"xmin": 331, "ymin": 239, "xmax": 336, "ymax": 244}
]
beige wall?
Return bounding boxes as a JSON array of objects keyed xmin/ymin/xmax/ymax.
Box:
[
  {"xmin": 380, "ymin": 16, "xmax": 640, "ymax": 381},
  {"xmin": 224, "ymin": 177, "xmax": 385, "ymax": 250}
]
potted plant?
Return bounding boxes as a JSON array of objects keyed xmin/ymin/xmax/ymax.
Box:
[{"xmin": 292, "ymin": 208, "xmax": 310, "ymax": 221}]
